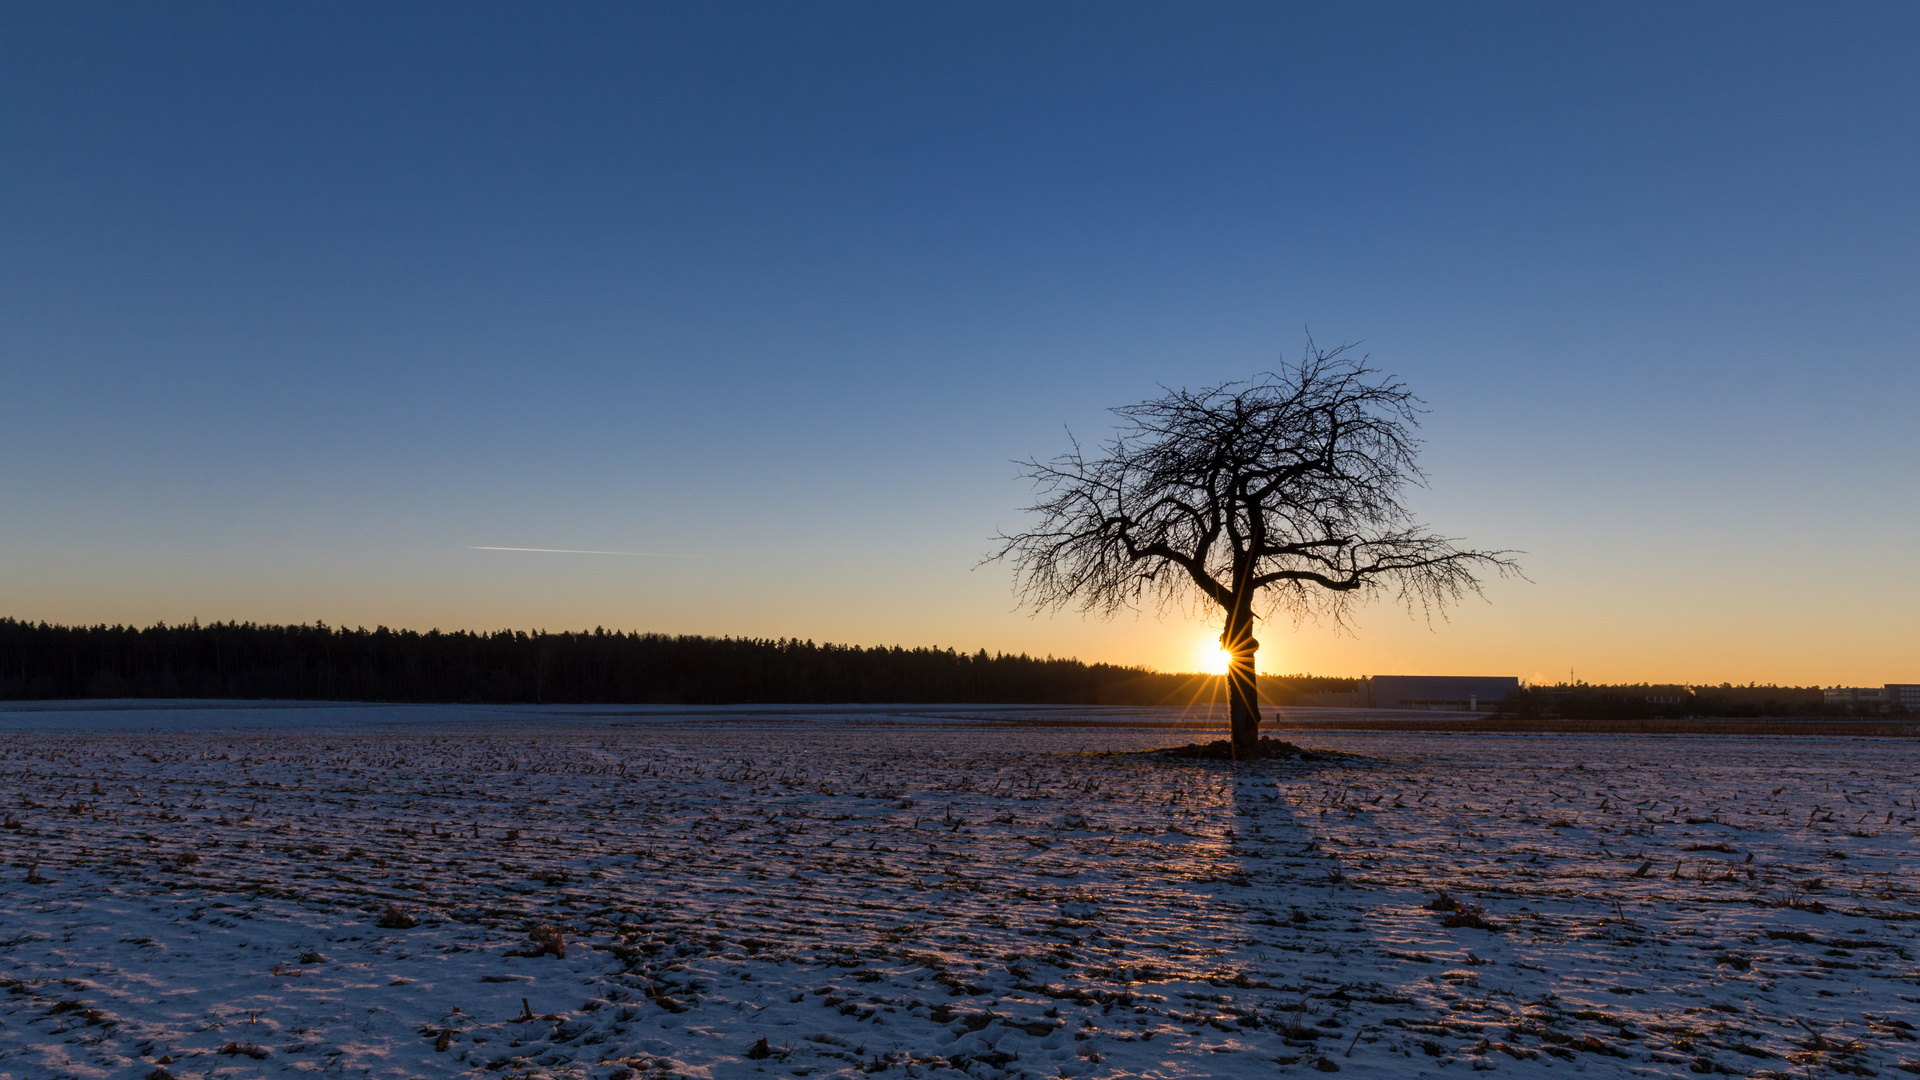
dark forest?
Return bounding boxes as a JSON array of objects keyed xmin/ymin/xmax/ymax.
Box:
[
  {"xmin": 0, "ymin": 619, "xmax": 1856, "ymax": 716},
  {"xmin": 1500, "ymin": 682, "xmax": 1852, "ymax": 719},
  {"xmin": 0, "ymin": 618, "xmax": 1358, "ymax": 706}
]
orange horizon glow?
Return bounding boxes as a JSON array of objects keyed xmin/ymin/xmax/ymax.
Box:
[{"xmin": 1, "ymin": 582, "xmax": 1901, "ymax": 688}]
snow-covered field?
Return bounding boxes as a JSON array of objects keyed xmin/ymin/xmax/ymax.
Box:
[{"xmin": 0, "ymin": 702, "xmax": 1915, "ymax": 1079}]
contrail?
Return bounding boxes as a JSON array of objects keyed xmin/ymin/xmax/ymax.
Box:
[{"xmin": 469, "ymin": 546, "xmax": 714, "ymax": 558}]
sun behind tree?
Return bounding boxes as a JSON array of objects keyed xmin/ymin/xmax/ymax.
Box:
[
  {"xmin": 990, "ymin": 340, "xmax": 1520, "ymax": 758},
  {"xmin": 1197, "ymin": 638, "xmax": 1231, "ymax": 676}
]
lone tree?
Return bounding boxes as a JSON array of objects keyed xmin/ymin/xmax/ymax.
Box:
[{"xmin": 991, "ymin": 342, "xmax": 1518, "ymax": 757}]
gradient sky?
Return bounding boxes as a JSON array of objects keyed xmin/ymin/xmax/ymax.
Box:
[{"xmin": 4, "ymin": 2, "xmax": 1916, "ymax": 685}]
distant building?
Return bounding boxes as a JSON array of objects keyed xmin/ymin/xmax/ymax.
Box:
[
  {"xmin": 1825, "ymin": 684, "xmax": 1920, "ymax": 710},
  {"xmin": 1364, "ymin": 675, "xmax": 1519, "ymax": 711},
  {"xmin": 1296, "ymin": 675, "xmax": 1519, "ymax": 711},
  {"xmin": 1825, "ymin": 687, "xmax": 1885, "ymax": 706},
  {"xmin": 1294, "ymin": 689, "xmax": 1365, "ymax": 708}
]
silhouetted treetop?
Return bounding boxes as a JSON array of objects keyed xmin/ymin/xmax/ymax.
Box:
[{"xmin": 991, "ymin": 340, "xmax": 1520, "ymax": 755}]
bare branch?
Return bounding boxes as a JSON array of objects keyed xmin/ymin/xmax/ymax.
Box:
[
  {"xmin": 988, "ymin": 340, "xmax": 1517, "ymax": 627},
  {"xmin": 984, "ymin": 338, "xmax": 1522, "ymax": 753}
]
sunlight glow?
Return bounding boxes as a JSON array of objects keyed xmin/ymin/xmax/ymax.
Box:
[{"xmin": 1198, "ymin": 639, "xmax": 1230, "ymax": 676}]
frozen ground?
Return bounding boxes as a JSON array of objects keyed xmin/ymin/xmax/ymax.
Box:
[{"xmin": 0, "ymin": 702, "xmax": 1915, "ymax": 1079}]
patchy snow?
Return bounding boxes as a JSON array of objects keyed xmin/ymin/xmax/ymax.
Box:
[{"xmin": 0, "ymin": 704, "xmax": 1915, "ymax": 1079}]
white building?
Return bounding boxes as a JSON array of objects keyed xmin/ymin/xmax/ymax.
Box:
[{"xmin": 1824, "ymin": 684, "xmax": 1920, "ymax": 709}]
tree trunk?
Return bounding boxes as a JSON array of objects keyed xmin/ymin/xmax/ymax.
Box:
[{"xmin": 1222, "ymin": 610, "xmax": 1260, "ymax": 758}]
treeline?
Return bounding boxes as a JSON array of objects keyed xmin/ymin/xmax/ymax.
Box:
[
  {"xmin": 0, "ymin": 618, "xmax": 1356, "ymax": 706},
  {"xmin": 1499, "ymin": 682, "xmax": 1851, "ymax": 719}
]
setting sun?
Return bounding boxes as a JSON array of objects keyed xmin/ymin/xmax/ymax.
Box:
[{"xmin": 1197, "ymin": 638, "xmax": 1231, "ymax": 675}]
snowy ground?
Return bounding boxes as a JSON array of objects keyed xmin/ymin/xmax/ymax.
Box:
[{"xmin": 0, "ymin": 703, "xmax": 1916, "ymax": 1079}]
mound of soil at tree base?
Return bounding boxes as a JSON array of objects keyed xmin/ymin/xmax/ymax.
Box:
[{"xmin": 1154, "ymin": 737, "xmax": 1317, "ymax": 761}]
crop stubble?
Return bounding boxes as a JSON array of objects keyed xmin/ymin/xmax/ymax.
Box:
[{"xmin": 0, "ymin": 725, "xmax": 1916, "ymax": 1078}]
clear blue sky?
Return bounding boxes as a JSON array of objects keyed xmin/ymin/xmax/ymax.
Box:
[{"xmin": 4, "ymin": 2, "xmax": 1916, "ymax": 684}]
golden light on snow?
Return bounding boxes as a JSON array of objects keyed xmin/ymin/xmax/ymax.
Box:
[{"xmin": 0, "ymin": 704, "xmax": 1905, "ymax": 1071}]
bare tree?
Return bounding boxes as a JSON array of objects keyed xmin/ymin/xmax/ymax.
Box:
[{"xmin": 990, "ymin": 342, "xmax": 1519, "ymax": 757}]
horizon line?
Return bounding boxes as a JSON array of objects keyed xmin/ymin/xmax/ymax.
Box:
[{"xmin": 468, "ymin": 546, "xmax": 715, "ymax": 558}]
